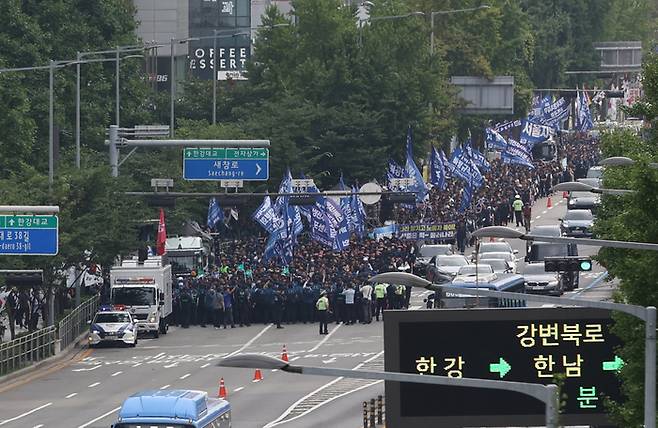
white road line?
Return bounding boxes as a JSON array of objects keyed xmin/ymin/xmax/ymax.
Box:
[
  {"xmin": 200, "ymin": 363, "xmax": 211, "ymax": 368},
  {"xmin": 65, "ymin": 393, "xmax": 78, "ymax": 399},
  {"xmin": 163, "ymin": 363, "xmax": 178, "ymax": 368},
  {"xmin": 132, "ymin": 363, "xmax": 142, "ymax": 367},
  {"xmin": 160, "ymin": 384, "xmax": 171, "ymax": 389},
  {"xmin": 0, "ymin": 402, "xmax": 53, "ymax": 426},
  {"xmin": 180, "ymin": 373, "xmax": 191, "ymax": 380},
  {"xmin": 290, "ymin": 356, "xmax": 301, "ymax": 362},
  {"xmin": 72, "ymin": 365, "xmax": 100, "ymax": 372},
  {"xmin": 225, "ymin": 324, "xmax": 273, "ymax": 358},
  {"xmin": 548, "ymin": 206, "xmax": 554, "ymax": 210},
  {"xmin": 33, "ymin": 425, "xmax": 44, "ymax": 428},
  {"xmin": 235, "ymin": 386, "xmax": 245, "ymax": 392},
  {"xmin": 153, "ymin": 352, "xmax": 166, "ymax": 359},
  {"xmin": 77, "ymin": 406, "xmax": 121, "ymax": 428},
  {"xmin": 88, "ymin": 382, "xmax": 100, "ymax": 388},
  {"xmin": 535, "ymin": 215, "xmax": 541, "ymax": 219},
  {"xmin": 111, "ymin": 371, "xmax": 122, "ymax": 377},
  {"xmin": 307, "ymin": 323, "xmax": 343, "ymax": 353},
  {"xmin": 264, "ymin": 351, "xmax": 385, "ymax": 428},
  {"xmin": 542, "ymin": 210, "xmax": 547, "ymax": 214}
]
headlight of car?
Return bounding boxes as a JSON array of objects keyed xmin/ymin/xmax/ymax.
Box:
[
  {"xmin": 92, "ymin": 330, "xmax": 100, "ymax": 334},
  {"xmin": 149, "ymin": 314, "xmax": 156, "ymax": 323}
]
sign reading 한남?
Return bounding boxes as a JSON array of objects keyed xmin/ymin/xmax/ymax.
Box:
[{"xmin": 384, "ymin": 307, "xmax": 623, "ymax": 427}]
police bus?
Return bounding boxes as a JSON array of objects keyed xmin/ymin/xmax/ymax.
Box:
[
  {"xmin": 438, "ymin": 273, "xmax": 527, "ymax": 308},
  {"xmin": 112, "ymin": 390, "xmax": 230, "ymax": 428}
]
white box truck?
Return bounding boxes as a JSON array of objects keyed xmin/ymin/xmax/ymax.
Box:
[{"xmin": 110, "ymin": 256, "xmax": 172, "ymax": 337}]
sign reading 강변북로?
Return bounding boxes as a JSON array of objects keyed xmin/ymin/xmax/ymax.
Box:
[
  {"xmin": 384, "ymin": 307, "xmax": 623, "ymax": 428},
  {"xmin": 396, "ymin": 222, "xmax": 457, "ymax": 241},
  {"xmin": 0, "ymin": 215, "xmax": 59, "ymax": 255},
  {"xmin": 183, "ymin": 148, "xmax": 269, "ymax": 181}
]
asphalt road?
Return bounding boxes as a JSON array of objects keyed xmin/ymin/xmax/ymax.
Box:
[{"xmin": 0, "ymin": 194, "xmax": 612, "ymax": 428}]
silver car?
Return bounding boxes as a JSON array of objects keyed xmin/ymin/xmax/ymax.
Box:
[{"xmin": 522, "ymin": 262, "xmax": 563, "ymax": 296}]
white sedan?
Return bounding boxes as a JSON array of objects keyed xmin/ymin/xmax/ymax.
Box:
[
  {"xmin": 476, "ymin": 251, "xmax": 518, "ymax": 273},
  {"xmin": 452, "ymin": 265, "xmax": 497, "ymax": 283},
  {"xmin": 89, "ymin": 310, "xmax": 138, "ymax": 347}
]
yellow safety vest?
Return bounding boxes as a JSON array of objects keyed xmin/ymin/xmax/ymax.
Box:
[
  {"xmin": 513, "ymin": 199, "xmax": 523, "ymax": 211},
  {"xmin": 374, "ymin": 283, "xmax": 387, "ymax": 299},
  {"xmin": 316, "ymin": 296, "xmax": 329, "ymax": 311}
]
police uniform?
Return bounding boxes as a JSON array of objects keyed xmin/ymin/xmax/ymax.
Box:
[{"xmin": 316, "ymin": 292, "xmax": 329, "ymax": 335}]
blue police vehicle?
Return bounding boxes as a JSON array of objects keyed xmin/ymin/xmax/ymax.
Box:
[{"xmin": 112, "ymin": 389, "xmax": 231, "ymax": 428}]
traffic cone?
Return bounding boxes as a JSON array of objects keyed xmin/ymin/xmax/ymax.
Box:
[
  {"xmin": 218, "ymin": 377, "xmax": 227, "ymax": 399},
  {"xmin": 546, "ymin": 197, "xmax": 552, "ymax": 208},
  {"xmin": 489, "ymin": 236, "xmax": 495, "ymax": 242},
  {"xmin": 253, "ymin": 369, "xmax": 263, "ymax": 382},
  {"xmin": 562, "ymin": 191, "xmax": 568, "ymax": 199},
  {"xmin": 281, "ymin": 344, "xmax": 289, "ymax": 362}
]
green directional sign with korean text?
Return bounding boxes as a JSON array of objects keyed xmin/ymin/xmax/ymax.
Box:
[{"xmin": 0, "ymin": 215, "xmax": 59, "ymax": 255}]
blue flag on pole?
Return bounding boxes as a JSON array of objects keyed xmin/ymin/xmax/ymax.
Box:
[
  {"xmin": 350, "ymin": 185, "xmax": 366, "ymax": 238},
  {"xmin": 207, "ymin": 197, "xmax": 223, "ymax": 230},
  {"xmin": 252, "ymin": 195, "xmax": 277, "ymax": 233},
  {"xmin": 576, "ymin": 90, "xmax": 594, "ymax": 132},
  {"xmin": 465, "ymin": 139, "xmax": 490, "ymax": 172},
  {"xmin": 449, "ymin": 147, "xmax": 483, "ymax": 188},
  {"xmin": 501, "ymin": 150, "xmax": 535, "ymax": 169},
  {"xmin": 485, "ymin": 128, "xmax": 508, "ymax": 150},
  {"xmin": 405, "ymin": 126, "xmax": 429, "ymax": 202},
  {"xmin": 429, "ymin": 145, "xmax": 446, "ymax": 190}
]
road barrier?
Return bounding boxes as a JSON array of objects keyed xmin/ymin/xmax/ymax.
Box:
[{"xmin": 0, "ymin": 294, "xmax": 99, "ymax": 377}]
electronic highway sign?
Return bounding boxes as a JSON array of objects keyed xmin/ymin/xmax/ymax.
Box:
[{"xmin": 384, "ymin": 308, "xmax": 623, "ymax": 427}]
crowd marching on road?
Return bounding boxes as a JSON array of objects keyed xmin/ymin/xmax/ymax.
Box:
[{"xmin": 97, "ymin": 136, "xmax": 601, "ymax": 336}]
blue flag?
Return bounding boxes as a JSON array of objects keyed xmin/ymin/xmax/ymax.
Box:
[
  {"xmin": 252, "ymin": 195, "xmax": 276, "ymax": 233},
  {"xmin": 387, "ymin": 158, "xmax": 407, "ymax": 184},
  {"xmin": 485, "ymin": 128, "xmax": 508, "ymax": 150},
  {"xmin": 449, "ymin": 147, "xmax": 483, "ymax": 188},
  {"xmin": 338, "ymin": 174, "xmax": 355, "ymax": 233},
  {"xmin": 504, "ymin": 138, "xmax": 532, "ymax": 161},
  {"xmin": 459, "ymin": 183, "xmax": 474, "ymax": 212},
  {"xmin": 405, "ymin": 126, "xmax": 429, "ymax": 202},
  {"xmin": 576, "ymin": 90, "xmax": 594, "ymax": 132},
  {"xmin": 465, "ymin": 139, "xmax": 490, "ymax": 172},
  {"xmin": 207, "ymin": 197, "xmax": 224, "ymax": 230},
  {"xmin": 350, "ymin": 185, "xmax": 366, "ymax": 238},
  {"xmin": 429, "ymin": 145, "xmax": 446, "ymax": 190},
  {"xmin": 520, "ymin": 119, "xmax": 553, "ymax": 149},
  {"xmin": 502, "ymin": 150, "xmax": 535, "ymax": 169}
]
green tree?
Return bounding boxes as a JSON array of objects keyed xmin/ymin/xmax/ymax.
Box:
[{"xmin": 595, "ymin": 52, "xmax": 658, "ymax": 427}]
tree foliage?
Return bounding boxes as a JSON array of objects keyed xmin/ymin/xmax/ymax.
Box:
[{"xmin": 595, "ymin": 53, "xmax": 658, "ymax": 427}]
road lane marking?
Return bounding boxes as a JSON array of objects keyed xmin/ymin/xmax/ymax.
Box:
[
  {"xmin": 535, "ymin": 215, "xmax": 541, "ymax": 219},
  {"xmin": 180, "ymin": 373, "xmax": 191, "ymax": 379},
  {"xmin": 163, "ymin": 363, "xmax": 178, "ymax": 368},
  {"xmin": 542, "ymin": 210, "xmax": 547, "ymax": 214},
  {"xmin": 160, "ymin": 385, "xmax": 170, "ymax": 389},
  {"xmin": 77, "ymin": 406, "xmax": 121, "ymax": 428},
  {"xmin": 235, "ymin": 387, "xmax": 245, "ymax": 392},
  {"xmin": 111, "ymin": 371, "xmax": 122, "ymax": 377},
  {"xmin": 33, "ymin": 425, "xmax": 44, "ymax": 428},
  {"xmin": 307, "ymin": 323, "xmax": 343, "ymax": 353},
  {"xmin": 72, "ymin": 365, "xmax": 100, "ymax": 372},
  {"xmin": 200, "ymin": 363, "xmax": 211, "ymax": 368},
  {"xmin": 0, "ymin": 402, "xmax": 53, "ymax": 426},
  {"xmin": 65, "ymin": 393, "xmax": 78, "ymax": 399},
  {"xmin": 290, "ymin": 356, "xmax": 300, "ymax": 362},
  {"xmin": 132, "ymin": 363, "xmax": 142, "ymax": 367},
  {"xmin": 88, "ymin": 382, "xmax": 100, "ymax": 388},
  {"xmin": 225, "ymin": 324, "xmax": 273, "ymax": 358}
]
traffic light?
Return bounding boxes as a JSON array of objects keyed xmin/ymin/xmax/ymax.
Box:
[{"xmin": 544, "ymin": 256, "xmax": 593, "ymax": 272}]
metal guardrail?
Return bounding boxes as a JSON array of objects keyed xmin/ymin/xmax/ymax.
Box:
[
  {"xmin": 58, "ymin": 295, "xmax": 99, "ymax": 349},
  {"xmin": 0, "ymin": 294, "xmax": 99, "ymax": 377},
  {"xmin": 0, "ymin": 326, "xmax": 57, "ymax": 376}
]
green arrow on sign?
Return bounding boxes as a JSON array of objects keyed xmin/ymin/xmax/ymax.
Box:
[
  {"xmin": 602, "ymin": 355, "xmax": 625, "ymax": 372},
  {"xmin": 489, "ymin": 357, "xmax": 512, "ymax": 378}
]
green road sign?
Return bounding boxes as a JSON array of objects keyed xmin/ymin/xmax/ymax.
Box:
[
  {"xmin": 0, "ymin": 215, "xmax": 59, "ymax": 255},
  {"xmin": 488, "ymin": 357, "xmax": 512, "ymax": 378},
  {"xmin": 0, "ymin": 215, "xmax": 58, "ymax": 229},
  {"xmin": 602, "ymin": 355, "xmax": 624, "ymax": 372},
  {"xmin": 183, "ymin": 148, "xmax": 268, "ymax": 159}
]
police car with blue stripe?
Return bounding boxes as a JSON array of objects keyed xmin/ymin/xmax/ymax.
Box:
[{"xmin": 88, "ymin": 305, "xmax": 138, "ymax": 347}]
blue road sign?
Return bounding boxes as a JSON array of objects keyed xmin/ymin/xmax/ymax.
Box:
[
  {"xmin": 183, "ymin": 148, "xmax": 270, "ymax": 181},
  {"xmin": 0, "ymin": 215, "xmax": 59, "ymax": 255}
]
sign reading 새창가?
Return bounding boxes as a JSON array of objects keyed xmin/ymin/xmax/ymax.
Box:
[{"xmin": 384, "ymin": 307, "xmax": 623, "ymax": 428}]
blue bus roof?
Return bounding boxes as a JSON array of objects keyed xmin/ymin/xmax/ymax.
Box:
[{"xmin": 118, "ymin": 390, "xmax": 230, "ymax": 422}]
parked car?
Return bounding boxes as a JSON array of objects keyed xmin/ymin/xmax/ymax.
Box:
[
  {"xmin": 560, "ymin": 209, "xmax": 594, "ymax": 237},
  {"xmin": 586, "ymin": 166, "xmax": 604, "ymax": 179},
  {"xmin": 475, "ymin": 251, "xmax": 518, "ymax": 273},
  {"xmin": 414, "ymin": 244, "xmax": 453, "ymax": 275},
  {"xmin": 430, "ymin": 254, "xmax": 470, "ymax": 277},
  {"xmin": 567, "ymin": 191, "xmax": 600, "ymax": 213},
  {"xmin": 523, "ymin": 262, "xmax": 564, "ymax": 296},
  {"xmin": 452, "ymin": 264, "xmax": 497, "ymax": 283},
  {"xmin": 530, "ymin": 225, "xmax": 562, "ymax": 237},
  {"xmin": 478, "ymin": 258, "xmax": 513, "ymax": 274}
]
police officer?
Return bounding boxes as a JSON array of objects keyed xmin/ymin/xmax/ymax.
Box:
[
  {"xmin": 374, "ymin": 282, "xmax": 387, "ymax": 321},
  {"xmin": 179, "ymin": 287, "xmax": 193, "ymax": 328},
  {"xmin": 513, "ymin": 195, "xmax": 524, "ymax": 227},
  {"xmin": 316, "ymin": 290, "xmax": 329, "ymax": 335},
  {"xmin": 235, "ymin": 285, "xmax": 251, "ymax": 327},
  {"xmin": 272, "ymin": 286, "xmax": 284, "ymax": 329}
]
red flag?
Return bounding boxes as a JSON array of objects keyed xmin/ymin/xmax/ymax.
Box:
[{"xmin": 156, "ymin": 208, "xmax": 167, "ymax": 256}]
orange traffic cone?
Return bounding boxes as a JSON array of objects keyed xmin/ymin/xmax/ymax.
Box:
[
  {"xmin": 489, "ymin": 236, "xmax": 495, "ymax": 242},
  {"xmin": 562, "ymin": 191, "xmax": 568, "ymax": 199},
  {"xmin": 546, "ymin": 197, "xmax": 552, "ymax": 208},
  {"xmin": 253, "ymin": 369, "xmax": 263, "ymax": 382},
  {"xmin": 218, "ymin": 377, "xmax": 227, "ymax": 399},
  {"xmin": 281, "ymin": 344, "xmax": 289, "ymax": 362}
]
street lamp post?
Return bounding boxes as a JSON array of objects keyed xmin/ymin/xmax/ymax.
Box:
[
  {"xmin": 430, "ymin": 5, "xmax": 491, "ymax": 55},
  {"xmin": 552, "ymin": 181, "xmax": 635, "ymax": 196},
  {"xmin": 219, "ymin": 354, "xmax": 560, "ymax": 428},
  {"xmin": 599, "ymin": 156, "xmax": 658, "ymax": 169}
]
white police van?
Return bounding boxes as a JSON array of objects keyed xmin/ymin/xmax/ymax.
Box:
[{"xmin": 88, "ymin": 305, "xmax": 138, "ymax": 347}]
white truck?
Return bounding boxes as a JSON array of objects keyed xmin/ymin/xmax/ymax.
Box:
[
  {"xmin": 165, "ymin": 236, "xmax": 210, "ymax": 278},
  {"xmin": 110, "ymin": 256, "xmax": 172, "ymax": 338}
]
